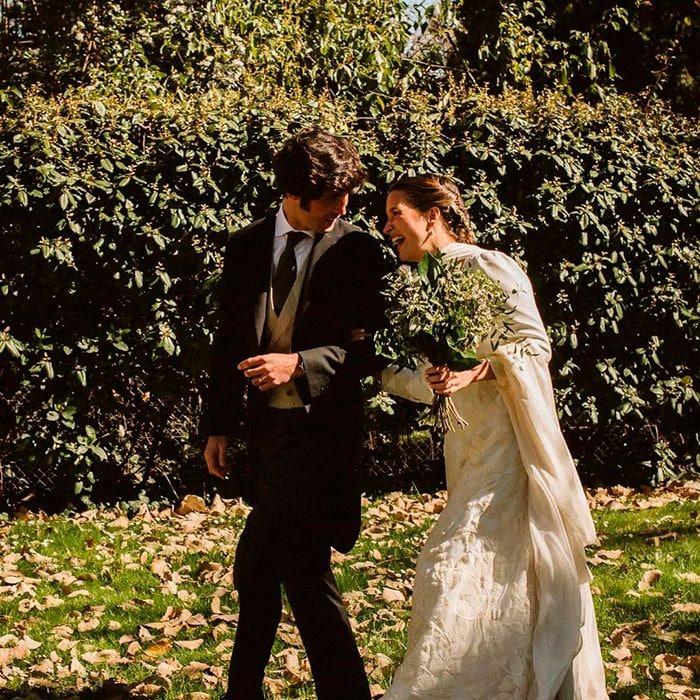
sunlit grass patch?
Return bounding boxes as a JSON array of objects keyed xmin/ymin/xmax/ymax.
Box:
[{"xmin": 0, "ymin": 485, "xmax": 698, "ymax": 698}]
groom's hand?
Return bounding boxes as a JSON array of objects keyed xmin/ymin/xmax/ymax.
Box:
[
  {"xmin": 204, "ymin": 435, "xmax": 230, "ymax": 479},
  {"xmin": 238, "ymin": 353, "xmax": 303, "ymax": 392}
]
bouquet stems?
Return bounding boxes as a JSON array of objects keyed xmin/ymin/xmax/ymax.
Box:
[{"xmin": 430, "ymin": 394, "xmax": 468, "ymax": 432}]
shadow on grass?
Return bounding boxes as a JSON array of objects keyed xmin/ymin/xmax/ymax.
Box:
[{"xmin": 596, "ymin": 518, "xmax": 700, "ymax": 550}]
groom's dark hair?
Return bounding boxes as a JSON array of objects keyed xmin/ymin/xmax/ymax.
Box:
[{"xmin": 273, "ymin": 128, "xmax": 366, "ymax": 209}]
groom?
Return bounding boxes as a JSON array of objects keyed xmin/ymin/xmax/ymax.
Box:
[{"xmin": 203, "ymin": 128, "xmax": 389, "ymax": 699}]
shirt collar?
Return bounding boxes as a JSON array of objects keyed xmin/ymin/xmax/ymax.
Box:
[{"xmin": 275, "ymin": 204, "xmax": 315, "ymax": 239}]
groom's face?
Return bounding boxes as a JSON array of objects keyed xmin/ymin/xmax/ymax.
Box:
[{"xmin": 284, "ymin": 192, "xmax": 349, "ymax": 233}]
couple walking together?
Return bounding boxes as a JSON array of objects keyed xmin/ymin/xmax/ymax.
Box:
[{"xmin": 203, "ymin": 128, "xmax": 608, "ymax": 699}]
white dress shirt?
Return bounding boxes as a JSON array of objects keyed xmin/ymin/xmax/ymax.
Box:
[{"xmin": 272, "ymin": 205, "xmax": 315, "ymax": 278}]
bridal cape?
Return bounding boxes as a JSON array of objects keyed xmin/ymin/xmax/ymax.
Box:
[{"xmin": 381, "ymin": 244, "xmax": 608, "ymax": 699}]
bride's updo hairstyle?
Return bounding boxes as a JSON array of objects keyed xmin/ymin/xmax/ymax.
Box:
[{"xmin": 389, "ymin": 174, "xmax": 476, "ymax": 244}]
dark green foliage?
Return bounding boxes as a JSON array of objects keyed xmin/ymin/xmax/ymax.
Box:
[
  {"xmin": 422, "ymin": 0, "xmax": 698, "ymax": 114},
  {"xmin": 0, "ymin": 93, "xmax": 239, "ymax": 507},
  {"xmin": 0, "ymin": 0, "xmax": 697, "ymax": 509},
  {"xmin": 0, "ymin": 0, "xmax": 411, "ymax": 98}
]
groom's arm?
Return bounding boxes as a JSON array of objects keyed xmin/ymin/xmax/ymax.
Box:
[
  {"xmin": 343, "ymin": 231, "xmax": 395, "ymax": 376},
  {"xmin": 240, "ymin": 232, "xmax": 392, "ymax": 401},
  {"xmin": 201, "ymin": 232, "xmax": 249, "ymax": 437},
  {"xmin": 297, "ymin": 231, "xmax": 394, "ymax": 397},
  {"xmin": 296, "ymin": 344, "xmax": 347, "ymax": 399},
  {"xmin": 235, "ymin": 347, "xmax": 342, "ymax": 400}
]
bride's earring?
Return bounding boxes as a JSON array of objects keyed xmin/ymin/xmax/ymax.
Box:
[{"xmin": 425, "ymin": 215, "xmax": 436, "ymax": 240}]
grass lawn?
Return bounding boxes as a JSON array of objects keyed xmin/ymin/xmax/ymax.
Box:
[{"xmin": 0, "ymin": 483, "xmax": 698, "ymax": 699}]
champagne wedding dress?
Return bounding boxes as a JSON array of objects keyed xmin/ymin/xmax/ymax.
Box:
[{"xmin": 381, "ymin": 244, "xmax": 608, "ymax": 700}]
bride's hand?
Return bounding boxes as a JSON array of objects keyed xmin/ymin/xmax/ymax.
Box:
[{"xmin": 425, "ymin": 360, "xmax": 495, "ymax": 396}]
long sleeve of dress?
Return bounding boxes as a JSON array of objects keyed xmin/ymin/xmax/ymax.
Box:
[{"xmin": 381, "ymin": 364, "xmax": 434, "ymax": 405}]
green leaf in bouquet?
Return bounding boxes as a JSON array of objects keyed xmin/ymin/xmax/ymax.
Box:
[
  {"xmin": 417, "ymin": 251, "xmax": 442, "ymax": 286},
  {"xmin": 406, "ymin": 329, "xmax": 442, "ymax": 359},
  {"xmin": 447, "ymin": 350, "xmax": 481, "ymax": 371},
  {"xmin": 374, "ymin": 329, "xmax": 404, "ymax": 364}
]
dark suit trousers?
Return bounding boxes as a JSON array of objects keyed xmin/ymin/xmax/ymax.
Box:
[{"xmin": 225, "ymin": 408, "xmax": 370, "ymax": 700}]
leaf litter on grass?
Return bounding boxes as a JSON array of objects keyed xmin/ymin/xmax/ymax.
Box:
[
  {"xmin": 585, "ymin": 482, "xmax": 700, "ymax": 698},
  {"xmin": 0, "ymin": 484, "xmax": 699, "ymax": 698}
]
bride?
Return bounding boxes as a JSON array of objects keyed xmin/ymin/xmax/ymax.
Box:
[{"xmin": 377, "ymin": 174, "xmax": 608, "ymax": 699}]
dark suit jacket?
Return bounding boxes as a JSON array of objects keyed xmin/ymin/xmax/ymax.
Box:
[{"xmin": 203, "ymin": 214, "xmax": 390, "ymax": 552}]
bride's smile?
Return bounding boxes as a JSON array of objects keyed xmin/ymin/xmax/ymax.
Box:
[{"xmin": 390, "ymin": 233, "xmax": 405, "ymax": 250}]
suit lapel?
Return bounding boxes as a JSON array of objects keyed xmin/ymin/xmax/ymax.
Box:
[{"xmin": 249, "ymin": 217, "xmax": 275, "ymax": 347}]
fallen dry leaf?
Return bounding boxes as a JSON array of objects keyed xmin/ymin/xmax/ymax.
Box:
[
  {"xmin": 638, "ymin": 569, "xmax": 663, "ymax": 590},
  {"xmin": 381, "ymin": 587, "xmax": 406, "ymax": 604},
  {"xmin": 672, "ymin": 603, "xmax": 700, "ymax": 615},
  {"xmin": 279, "ymin": 648, "xmax": 311, "ymax": 684},
  {"xmin": 263, "ymin": 677, "xmax": 286, "ymax": 697},
  {"xmin": 366, "ymin": 652, "xmax": 394, "ymax": 680},
  {"xmin": 77, "ymin": 617, "xmax": 100, "ymax": 633},
  {"xmin": 610, "ymin": 620, "xmax": 650, "ymax": 646},
  {"xmin": 588, "ymin": 548, "xmax": 624, "ymax": 566},
  {"xmin": 151, "ymin": 558, "xmax": 171, "ymax": 578},
  {"xmin": 175, "ymin": 639, "xmax": 205, "ymax": 650},
  {"xmin": 611, "ymin": 647, "xmax": 632, "ymax": 661},
  {"xmin": 616, "ymin": 665, "xmax": 635, "ymax": 687},
  {"xmin": 176, "ymin": 495, "xmax": 208, "ymax": 516},
  {"xmin": 108, "ymin": 515, "xmax": 130, "ymax": 529},
  {"xmin": 0, "ymin": 641, "xmax": 30, "ymax": 666},
  {"xmin": 144, "ymin": 639, "xmax": 174, "ymax": 658},
  {"xmin": 130, "ymin": 682, "xmax": 166, "ymax": 696},
  {"xmin": 654, "ymin": 653, "xmax": 683, "ymax": 671}
]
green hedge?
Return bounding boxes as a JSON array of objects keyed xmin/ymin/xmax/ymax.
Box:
[
  {"xmin": 0, "ymin": 90, "xmax": 329, "ymax": 507},
  {"xmin": 1, "ymin": 85, "xmax": 697, "ymax": 510}
]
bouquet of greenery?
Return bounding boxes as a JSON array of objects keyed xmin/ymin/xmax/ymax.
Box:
[{"xmin": 375, "ymin": 252, "xmax": 509, "ymax": 432}]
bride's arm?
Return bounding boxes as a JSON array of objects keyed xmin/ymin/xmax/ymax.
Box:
[
  {"xmin": 350, "ymin": 327, "xmax": 435, "ymax": 404},
  {"xmin": 381, "ymin": 364, "xmax": 435, "ymax": 404},
  {"xmin": 351, "ymin": 334, "xmax": 492, "ymax": 402}
]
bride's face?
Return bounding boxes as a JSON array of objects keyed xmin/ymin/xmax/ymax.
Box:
[{"xmin": 384, "ymin": 190, "xmax": 436, "ymax": 262}]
